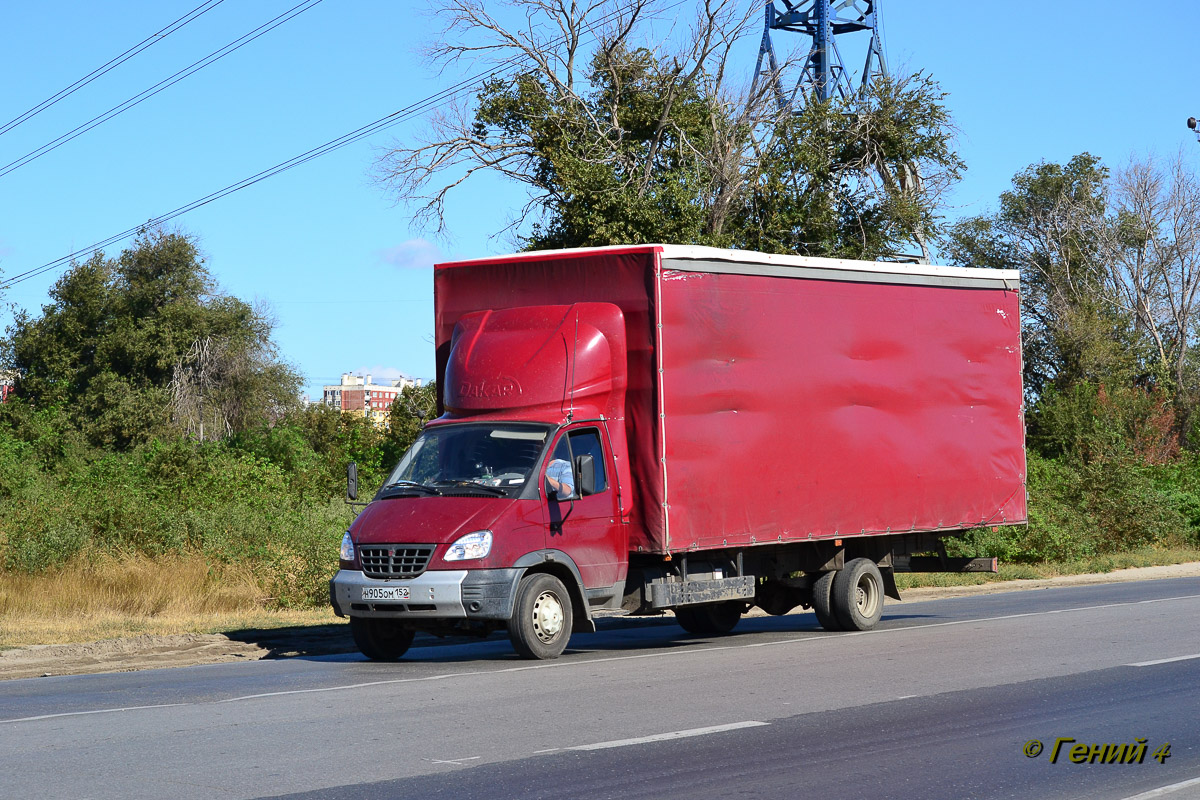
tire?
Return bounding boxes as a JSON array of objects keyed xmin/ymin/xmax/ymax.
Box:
[
  {"xmin": 831, "ymin": 558, "xmax": 885, "ymax": 631},
  {"xmin": 705, "ymin": 601, "xmax": 743, "ymax": 633},
  {"xmin": 508, "ymin": 573, "xmax": 573, "ymax": 660},
  {"xmin": 811, "ymin": 570, "xmax": 843, "ymax": 631},
  {"xmin": 350, "ymin": 616, "xmax": 415, "ymax": 661},
  {"xmin": 674, "ymin": 602, "xmax": 742, "ymax": 635},
  {"xmin": 674, "ymin": 606, "xmax": 708, "ymax": 634}
]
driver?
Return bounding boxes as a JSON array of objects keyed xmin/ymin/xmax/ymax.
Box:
[{"xmin": 545, "ymin": 459, "xmax": 575, "ymax": 499}]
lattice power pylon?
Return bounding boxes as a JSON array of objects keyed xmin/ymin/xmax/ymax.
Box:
[{"xmin": 753, "ymin": 0, "xmax": 886, "ymax": 112}]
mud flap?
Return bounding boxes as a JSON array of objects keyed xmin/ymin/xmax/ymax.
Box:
[{"xmin": 882, "ymin": 567, "xmax": 901, "ymax": 601}]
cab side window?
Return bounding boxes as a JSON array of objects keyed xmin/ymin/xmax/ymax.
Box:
[{"xmin": 567, "ymin": 429, "xmax": 607, "ymax": 494}]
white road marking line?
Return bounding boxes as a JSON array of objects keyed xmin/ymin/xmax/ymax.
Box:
[
  {"xmin": 7, "ymin": 592, "xmax": 1200, "ymax": 725},
  {"xmin": 1120, "ymin": 775, "xmax": 1200, "ymax": 799},
  {"xmin": 568, "ymin": 721, "xmax": 769, "ymax": 751},
  {"xmin": 1127, "ymin": 653, "xmax": 1200, "ymax": 667},
  {"xmin": 532, "ymin": 747, "xmax": 560, "ymax": 754},
  {"xmin": 2, "ymin": 703, "xmax": 186, "ymax": 723},
  {"xmin": 425, "ymin": 756, "xmax": 480, "ymax": 766}
]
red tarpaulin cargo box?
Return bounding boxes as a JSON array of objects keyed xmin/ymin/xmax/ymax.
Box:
[{"xmin": 435, "ymin": 245, "xmax": 1026, "ymax": 555}]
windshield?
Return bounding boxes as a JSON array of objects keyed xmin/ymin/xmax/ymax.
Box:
[{"xmin": 379, "ymin": 423, "xmax": 552, "ymax": 499}]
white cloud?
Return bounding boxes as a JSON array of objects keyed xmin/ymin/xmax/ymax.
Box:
[{"xmin": 378, "ymin": 238, "xmax": 441, "ymax": 269}]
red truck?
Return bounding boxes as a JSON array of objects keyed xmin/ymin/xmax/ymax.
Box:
[{"xmin": 330, "ymin": 245, "xmax": 1026, "ymax": 660}]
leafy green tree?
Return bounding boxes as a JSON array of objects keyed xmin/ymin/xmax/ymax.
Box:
[
  {"xmin": 376, "ymin": 0, "xmax": 962, "ymax": 261},
  {"xmin": 3, "ymin": 229, "xmax": 301, "ymax": 448},
  {"xmin": 737, "ymin": 73, "xmax": 963, "ymax": 260},
  {"xmin": 469, "ymin": 51, "xmax": 725, "ymax": 250}
]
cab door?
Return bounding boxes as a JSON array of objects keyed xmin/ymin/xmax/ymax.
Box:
[{"xmin": 542, "ymin": 425, "xmax": 624, "ymax": 589}]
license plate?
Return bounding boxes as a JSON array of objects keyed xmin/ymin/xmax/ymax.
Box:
[{"xmin": 361, "ymin": 586, "xmax": 410, "ymax": 601}]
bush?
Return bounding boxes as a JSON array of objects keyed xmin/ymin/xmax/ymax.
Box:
[
  {"xmin": 951, "ymin": 451, "xmax": 1198, "ymax": 564},
  {"xmin": 252, "ymin": 405, "xmax": 394, "ymax": 499},
  {"xmin": 0, "ymin": 414, "xmax": 358, "ymax": 607},
  {"xmin": 1028, "ymin": 382, "xmax": 1179, "ymax": 465}
]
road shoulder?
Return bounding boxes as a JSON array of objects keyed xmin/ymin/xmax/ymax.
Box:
[{"xmin": 3, "ymin": 562, "xmax": 1199, "ymax": 681}]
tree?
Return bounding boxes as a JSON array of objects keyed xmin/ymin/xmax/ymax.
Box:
[
  {"xmin": 736, "ymin": 73, "xmax": 963, "ymax": 261},
  {"xmin": 1105, "ymin": 153, "xmax": 1200, "ymax": 399},
  {"xmin": 384, "ymin": 381, "xmax": 439, "ymax": 462},
  {"xmin": 169, "ymin": 313, "xmax": 296, "ymax": 442},
  {"xmin": 375, "ymin": 0, "xmax": 962, "ymax": 261},
  {"xmin": 3, "ymin": 229, "xmax": 301, "ymax": 448}
]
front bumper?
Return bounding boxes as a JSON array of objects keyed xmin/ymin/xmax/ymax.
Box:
[{"xmin": 330, "ymin": 568, "xmax": 522, "ymax": 620}]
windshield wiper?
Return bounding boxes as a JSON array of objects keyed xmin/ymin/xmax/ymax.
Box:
[
  {"xmin": 431, "ymin": 480, "xmax": 509, "ymax": 497},
  {"xmin": 381, "ymin": 480, "xmax": 442, "ymax": 496}
]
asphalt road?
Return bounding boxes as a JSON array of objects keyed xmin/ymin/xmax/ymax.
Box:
[{"xmin": 3, "ymin": 578, "xmax": 1199, "ymax": 800}]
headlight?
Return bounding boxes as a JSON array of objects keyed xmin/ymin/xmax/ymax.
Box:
[
  {"xmin": 339, "ymin": 532, "xmax": 355, "ymax": 562},
  {"xmin": 443, "ymin": 530, "xmax": 492, "ymax": 561}
]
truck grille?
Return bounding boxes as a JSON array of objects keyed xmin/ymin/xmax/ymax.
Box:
[{"xmin": 359, "ymin": 545, "xmax": 436, "ymax": 579}]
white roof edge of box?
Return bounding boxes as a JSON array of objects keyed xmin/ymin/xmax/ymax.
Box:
[
  {"xmin": 441, "ymin": 243, "xmax": 1020, "ymax": 282},
  {"xmin": 658, "ymin": 245, "xmax": 1020, "ymax": 282}
]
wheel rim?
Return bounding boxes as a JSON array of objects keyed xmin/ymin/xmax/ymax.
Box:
[
  {"xmin": 855, "ymin": 574, "xmax": 880, "ymax": 618},
  {"xmin": 532, "ymin": 590, "xmax": 565, "ymax": 643}
]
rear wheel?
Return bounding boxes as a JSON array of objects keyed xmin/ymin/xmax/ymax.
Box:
[
  {"xmin": 831, "ymin": 558, "xmax": 885, "ymax": 631},
  {"xmin": 811, "ymin": 570, "xmax": 842, "ymax": 631},
  {"xmin": 350, "ymin": 617, "xmax": 415, "ymax": 661},
  {"xmin": 675, "ymin": 602, "xmax": 743, "ymax": 635},
  {"xmin": 508, "ymin": 573, "xmax": 573, "ymax": 660}
]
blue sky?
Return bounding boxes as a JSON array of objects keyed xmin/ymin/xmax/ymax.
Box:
[{"xmin": 2, "ymin": 1, "xmax": 1198, "ymax": 399}]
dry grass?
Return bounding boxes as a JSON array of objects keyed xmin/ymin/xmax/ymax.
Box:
[{"xmin": 0, "ymin": 552, "xmax": 337, "ymax": 649}]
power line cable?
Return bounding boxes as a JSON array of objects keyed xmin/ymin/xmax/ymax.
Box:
[
  {"xmin": 0, "ymin": 0, "xmax": 323, "ymax": 180},
  {"xmin": 5, "ymin": 0, "xmax": 686, "ymax": 289},
  {"xmin": 0, "ymin": 0, "xmax": 227, "ymax": 138},
  {"xmin": 3, "ymin": 64, "xmax": 487, "ymax": 288}
]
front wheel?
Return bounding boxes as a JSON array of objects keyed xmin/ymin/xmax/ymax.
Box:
[
  {"xmin": 350, "ymin": 617, "xmax": 415, "ymax": 661},
  {"xmin": 830, "ymin": 558, "xmax": 885, "ymax": 631},
  {"xmin": 508, "ymin": 573, "xmax": 573, "ymax": 660}
]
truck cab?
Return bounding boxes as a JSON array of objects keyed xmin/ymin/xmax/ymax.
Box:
[{"xmin": 330, "ymin": 302, "xmax": 631, "ymax": 659}]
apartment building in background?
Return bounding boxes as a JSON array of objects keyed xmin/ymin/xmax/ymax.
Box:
[{"xmin": 322, "ymin": 373, "xmax": 421, "ymax": 425}]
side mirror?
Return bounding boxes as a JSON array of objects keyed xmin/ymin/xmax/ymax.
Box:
[
  {"xmin": 347, "ymin": 462, "xmax": 358, "ymax": 501},
  {"xmin": 574, "ymin": 454, "xmax": 595, "ymax": 496}
]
